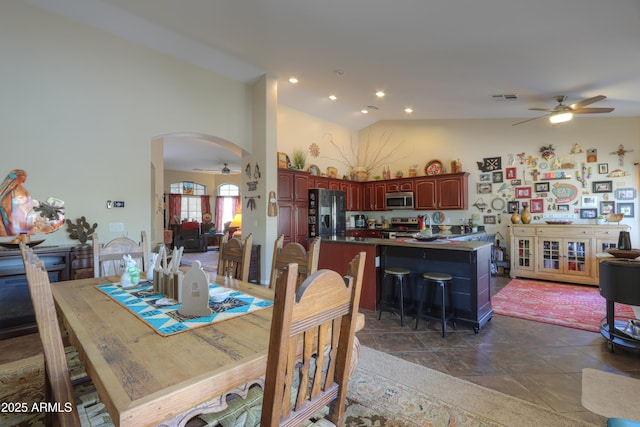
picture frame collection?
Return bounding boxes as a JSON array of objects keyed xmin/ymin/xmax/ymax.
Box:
[{"xmin": 474, "ymin": 153, "xmax": 636, "ymax": 224}]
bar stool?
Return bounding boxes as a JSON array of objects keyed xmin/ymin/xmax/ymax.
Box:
[
  {"xmin": 378, "ymin": 267, "xmax": 413, "ymax": 327},
  {"xmin": 415, "ymin": 272, "xmax": 454, "ymax": 337}
]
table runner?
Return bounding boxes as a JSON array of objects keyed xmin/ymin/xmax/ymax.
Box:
[{"xmin": 96, "ymin": 283, "xmax": 273, "ymax": 336}]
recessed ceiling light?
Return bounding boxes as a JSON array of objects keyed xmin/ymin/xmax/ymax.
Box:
[
  {"xmin": 376, "ymin": 91, "xmax": 385, "ymax": 98},
  {"xmin": 328, "ymin": 95, "xmax": 337, "ymax": 101},
  {"xmin": 361, "ymin": 109, "xmax": 369, "ymax": 114},
  {"xmin": 288, "ymin": 77, "xmax": 298, "ymax": 84},
  {"xmin": 404, "ymin": 107, "xmax": 413, "ymax": 113}
]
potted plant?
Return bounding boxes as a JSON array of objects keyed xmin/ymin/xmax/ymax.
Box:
[
  {"xmin": 65, "ymin": 217, "xmax": 98, "ymax": 277},
  {"xmin": 292, "ymin": 149, "xmax": 307, "ymax": 170}
]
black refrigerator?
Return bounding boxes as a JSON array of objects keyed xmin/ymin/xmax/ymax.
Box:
[{"xmin": 308, "ymin": 189, "xmax": 346, "ymax": 238}]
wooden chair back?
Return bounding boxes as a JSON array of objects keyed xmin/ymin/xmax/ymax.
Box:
[
  {"xmin": 20, "ymin": 243, "xmax": 82, "ymax": 427},
  {"xmin": 217, "ymin": 233, "xmax": 253, "ymax": 281},
  {"xmin": 261, "ymin": 251, "xmax": 366, "ymax": 427},
  {"xmin": 269, "ymin": 235, "xmax": 321, "ymax": 289},
  {"xmin": 93, "ymin": 231, "xmax": 149, "ymax": 278}
]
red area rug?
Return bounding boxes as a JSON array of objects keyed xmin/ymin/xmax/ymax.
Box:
[{"xmin": 493, "ymin": 279, "xmax": 637, "ymax": 332}]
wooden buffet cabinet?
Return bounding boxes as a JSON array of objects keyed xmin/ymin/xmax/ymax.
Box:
[
  {"xmin": 278, "ymin": 168, "xmax": 469, "ymax": 247},
  {"xmin": 508, "ymin": 224, "xmax": 630, "ymax": 286}
]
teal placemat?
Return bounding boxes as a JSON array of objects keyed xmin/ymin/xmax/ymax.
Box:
[{"xmin": 96, "ymin": 283, "xmax": 273, "ymax": 336}]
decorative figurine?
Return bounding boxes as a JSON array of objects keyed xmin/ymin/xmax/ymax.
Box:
[{"xmin": 120, "ymin": 254, "xmax": 141, "ymax": 289}]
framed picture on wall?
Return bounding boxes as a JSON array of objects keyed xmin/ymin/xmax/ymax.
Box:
[
  {"xmin": 592, "ymin": 180, "xmax": 612, "ymax": 193},
  {"xmin": 530, "ymin": 199, "xmax": 544, "ymax": 213},
  {"xmin": 492, "ymin": 171, "xmax": 503, "ymax": 183},
  {"xmin": 598, "ymin": 163, "xmax": 608, "ymax": 174},
  {"xmin": 617, "ymin": 203, "xmax": 635, "ymax": 218},
  {"xmin": 479, "ymin": 173, "xmax": 491, "ymax": 182},
  {"xmin": 483, "ymin": 215, "xmax": 497, "ymax": 224},
  {"xmin": 515, "ymin": 187, "xmax": 532, "ymax": 198},
  {"xmin": 506, "ymin": 167, "xmax": 517, "ymax": 180},
  {"xmin": 557, "ymin": 204, "xmax": 570, "ymax": 211},
  {"xmin": 477, "ymin": 183, "xmax": 492, "ymax": 194},
  {"xmin": 580, "ymin": 208, "xmax": 597, "ymax": 219},
  {"xmin": 508, "ymin": 201, "xmax": 519, "ymax": 214},
  {"xmin": 534, "ymin": 182, "xmax": 550, "ymax": 193},
  {"xmin": 600, "ymin": 201, "xmax": 615, "ymax": 215}
]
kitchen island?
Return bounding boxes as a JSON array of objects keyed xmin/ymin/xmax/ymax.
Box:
[{"xmin": 318, "ymin": 235, "xmax": 493, "ymax": 333}]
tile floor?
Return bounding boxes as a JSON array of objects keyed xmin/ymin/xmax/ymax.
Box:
[
  {"xmin": 2, "ymin": 274, "xmax": 639, "ymax": 425},
  {"xmin": 356, "ymin": 275, "xmax": 640, "ymax": 425}
]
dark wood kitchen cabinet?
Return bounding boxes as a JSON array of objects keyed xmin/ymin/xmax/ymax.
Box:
[
  {"xmin": 362, "ymin": 181, "xmax": 386, "ymax": 211},
  {"xmin": 278, "ymin": 169, "xmax": 309, "ymax": 248},
  {"xmin": 341, "ymin": 181, "xmax": 362, "ymax": 211},
  {"xmin": 415, "ymin": 172, "xmax": 469, "ymax": 210},
  {"xmin": 385, "ymin": 179, "xmax": 414, "ymax": 193}
]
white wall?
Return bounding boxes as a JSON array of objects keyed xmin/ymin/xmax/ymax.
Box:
[{"xmin": 0, "ymin": 1, "xmax": 252, "ymax": 246}]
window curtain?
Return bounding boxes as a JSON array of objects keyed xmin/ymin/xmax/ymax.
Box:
[
  {"xmin": 200, "ymin": 195, "xmax": 211, "ymax": 221},
  {"xmin": 168, "ymin": 194, "xmax": 182, "ymax": 226}
]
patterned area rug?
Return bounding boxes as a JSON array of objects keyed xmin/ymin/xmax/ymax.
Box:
[
  {"xmin": 0, "ymin": 355, "xmax": 45, "ymax": 426},
  {"xmin": 345, "ymin": 369, "xmax": 502, "ymax": 426},
  {"xmin": 493, "ymin": 278, "xmax": 636, "ymax": 332}
]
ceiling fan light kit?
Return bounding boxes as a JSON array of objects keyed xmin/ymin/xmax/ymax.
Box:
[{"xmin": 549, "ymin": 112, "xmax": 573, "ymax": 124}]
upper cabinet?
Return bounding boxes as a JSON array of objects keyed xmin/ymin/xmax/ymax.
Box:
[{"xmin": 415, "ymin": 173, "xmax": 468, "ymax": 210}]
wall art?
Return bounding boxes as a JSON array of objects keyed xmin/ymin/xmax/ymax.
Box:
[
  {"xmin": 506, "ymin": 167, "xmax": 517, "ymax": 179},
  {"xmin": 615, "ymin": 188, "xmax": 637, "ymax": 200},
  {"xmin": 492, "ymin": 171, "xmax": 503, "ymax": 183},
  {"xmin": 476, "ymin": 157, "xmax": 501, "ymax": 172},
  {"xmin": 534, "ymin": 182, "xmax": 550, "ymax": 193},
  {"xmin": 507, "ymin": 201, "xmax": 519, "ymax": 214},
  {"xmin": 515, "ymin": 187, "xmax": 532, "ymax": 198},
  {"xmin": 477, "ymin": 183, "xmax": 492, "ymax": 194},
  {"xmin": 600, "ymin": 201, "xmax": 615, "ymax": 215},
  {"xmin": 598, "ymin": 163, "xmax": 608, "ymax": 174},
  {"xmin": 580, "ymin": 208, "xmax": 597, "ymax": 219},
  {"xmin": 592, "ymin": 180, "xmax": 612, "ymax": 193},
  {"xmin": 483, "ymin": 215, "xmax": 496, "ymax": 225},
  {"xmin": 617, "ymin": 203, "xmax": 634, "ymax": 218},
  {"xmin": 582, "ymin": 196, "xmax": 597, "ymax": 208},
  {"xmin": 530, "ymin": 199, "xmax": 544, "ymax": 213},
  {"xmin": 479, "ymin": 173, "xmax": 491, "ymax": 182}
]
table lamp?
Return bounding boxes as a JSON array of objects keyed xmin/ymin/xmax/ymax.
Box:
[{"xmin": 228, "ymin": 210, "xmax": 242, "ymax": 237}]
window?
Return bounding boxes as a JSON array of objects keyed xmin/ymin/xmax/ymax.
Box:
[
  {"xmin": 218, "ymin": 184, "xmax": 240, "ymax": 226},
  {"xmin": 180, "ymin": 196, "xmax": 202, "ymax": 222},
  {"xmin": 169, "ymin": 181, "xmax": 209, "ymax": 222},
  {"xmin": 170, "ymin": 182, "xmax": 207, "ymax": 195}
]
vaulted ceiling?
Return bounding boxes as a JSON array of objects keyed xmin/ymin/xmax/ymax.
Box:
[{"xmin": 30, "ymin": 0, "xmax": 640, "ymax": 172}]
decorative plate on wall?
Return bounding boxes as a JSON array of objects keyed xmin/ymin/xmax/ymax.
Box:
[
  {"xmin": 425, "ymin": 160, "xmax": 443, "ymax": 176},
  {"xmin": 308, "ymin": 165, "xmax": 320, "ymax": 176},
  {"xmin": 432, "ymin": 211, "xmax": 446, "ymax": 224}
]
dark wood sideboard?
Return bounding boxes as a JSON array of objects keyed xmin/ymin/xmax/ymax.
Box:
[{"xmin": 0, "ymin": 245, "xmax": 72, "ymax": 339}]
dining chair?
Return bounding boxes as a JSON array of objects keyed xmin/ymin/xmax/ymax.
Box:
[
  {"xmin": 217, "ymin": 233, "xmax": 253, "ymax": 282},
  {"xmin": 261, "ymin": 250, "xmax": 366, "ymax": 426},
  {"xmin": 93, "ymin": 230, "xmax": 149, "ymax": 278},
  {"xmin": 268, "ymin": 234, "xmax": 321, "ymax": 289},
  {"xmin": 196, "ymin": 251, "xmax": 366, "ymax": 427},
  {"xmin": 20, "ymin": 243, "xmax": 114, "ymax": 427}
]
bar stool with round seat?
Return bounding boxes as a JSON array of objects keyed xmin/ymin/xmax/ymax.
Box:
[
  {"xmin": 415, "ymin": 272, "xmax": 455, "ymax": 337},
  {"xmin": 378, "ymin": 267, "xmax": 413, "ymax": 326}
]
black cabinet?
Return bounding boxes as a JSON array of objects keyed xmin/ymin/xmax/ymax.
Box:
[
  {"xmin": 0, "ymin": 245, "xmax": 72, "ymax": 339},
  {"xmin": 380, "ymin": 244, "xmax": 492, "ymax": 333}
]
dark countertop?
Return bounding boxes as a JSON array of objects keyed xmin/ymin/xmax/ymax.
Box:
[{"xmin": 320, "ymin": 234, "xmax": 492, "ymax": 251}]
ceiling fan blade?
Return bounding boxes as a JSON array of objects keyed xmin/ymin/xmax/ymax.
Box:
[
  {"xmin": 529, "ymin": 108, "xmax": 556, "ymax": 112},
  {"xmin": 573, "ymin": 107, "xmax": 615, "ymax": 114},
  {"xmin": 570, "ymin": 95, "xmax": 606, "ymax": 110},
  {"xmin": 512, "ymin": 114, "xmax": 551, "ymax": 126}
]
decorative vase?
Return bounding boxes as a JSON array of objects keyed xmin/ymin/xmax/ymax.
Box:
[
  {"xmin": 511, "ymin": 210, "xmax": 521, "ymax": 224},
  {"xmin": 521, "ymin": 205, "xmax": 532, "ymax": 224},
  {"xmin": 351, "ymin": 167, "xmax": 369, "ymax": 182}
]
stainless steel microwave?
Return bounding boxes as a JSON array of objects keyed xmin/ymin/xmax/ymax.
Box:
[{"xmin": 385, "ymin": 192, "xmax": 414, "ymax": 210}]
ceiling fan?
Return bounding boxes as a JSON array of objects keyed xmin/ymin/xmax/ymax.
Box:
[
  {"xmin": 512, "ymin": 95, "xmax": 614, "ymax": 126},
  {"xmin": 193, "ymin": 163, "xmax": 240, "ymax": 174}
]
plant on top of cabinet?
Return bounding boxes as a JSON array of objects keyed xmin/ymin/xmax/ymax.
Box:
[
  {"xmin": 292, "ymin": 149, "xmax": 307, "ymax": 170},
  {"xmin": 324, "ymin": 130, "xmax": 403, "ymax": 181}
]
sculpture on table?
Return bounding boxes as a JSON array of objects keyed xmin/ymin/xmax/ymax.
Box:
[
  {"xmin": 120, "ymin": 254, "xmax": 141, "ymax": 289},
  {"xmin": 0, "ymin": 169, "xmax": 65, "ymax": 237}
]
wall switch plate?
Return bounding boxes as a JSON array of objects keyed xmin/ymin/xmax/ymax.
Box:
[{"xmin": 109, "ymin": 222, "xmax": 124, "ymax": 232}]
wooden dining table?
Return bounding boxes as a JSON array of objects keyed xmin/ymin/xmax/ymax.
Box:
[{"xmin": 51, "ymin": 272, "xmax": 364, "ymax": 427}]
